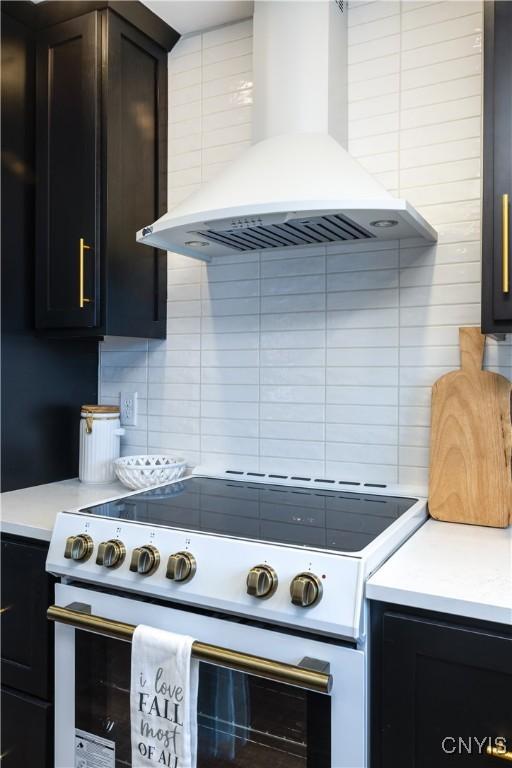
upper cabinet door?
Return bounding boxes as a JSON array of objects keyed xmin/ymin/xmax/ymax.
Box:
[
  {"xmin": 482, "ymin": 0, "xmax": 512, "ymax": 334},
  {"xmin": 103, "ymin": 12, "xmax": 168, "ymax": 338},
  {"xmin": 35, "ymin": 12, "xmax": 99, "ymax": 329}
]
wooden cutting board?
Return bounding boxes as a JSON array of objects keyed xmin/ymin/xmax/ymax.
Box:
[{"xmin": 429, "ymin": 326, "xmax": 512, "ymax": 527}]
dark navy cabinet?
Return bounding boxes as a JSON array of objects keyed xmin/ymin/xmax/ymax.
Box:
[
  {"xmin": 371, "ymin": 604, "xmax": 512, "ymax": 767},
  {"xmin": 482, "ymin": 0, "xmax": 512, "ymax": 334}
]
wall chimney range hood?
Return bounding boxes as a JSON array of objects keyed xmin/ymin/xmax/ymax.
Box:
[{"xmin": 137, "ymin": 1, "xmax": 437, "ymax": 261}]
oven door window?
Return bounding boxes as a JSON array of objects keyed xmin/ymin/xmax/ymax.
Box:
[{"xmin": 75, "ymin": 632, "xmax": 331, "ymax": 767}]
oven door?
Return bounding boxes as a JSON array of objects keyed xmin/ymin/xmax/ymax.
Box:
[{"xmin": 52, "ymin": 583, "xmax": 365, "ymax": 768}]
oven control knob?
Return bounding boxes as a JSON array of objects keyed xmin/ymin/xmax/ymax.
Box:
[
  {"xmin": 130, "ymin": 545, "xmax": 160, "ymax": 576},
  {"xmin": 290, "ymin": 573, "xmax": 323, "ymax": 608},
  {"xmin": 64, "ymin": 534, "xmax": 93, "ymax": 562},
  {"xmin": 96, "ymin": 539, "xmax": 126, "ymax": 569},
  {"xmin": 247, "ymin": 564, "xmax": 278, "ymax": 599},
  {"xmin": 166, "ymin": 551, "xmax": 196, "ymax": 583}
]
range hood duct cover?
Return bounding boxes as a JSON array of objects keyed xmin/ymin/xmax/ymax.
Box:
[{"xmin": 137, "ymin": 2, "xmax": 437, "ymax": 260}]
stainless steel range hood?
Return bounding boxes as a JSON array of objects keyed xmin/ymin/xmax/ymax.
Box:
[{"xmin": 137, "ymin": 1, "xmax": 437, "ymax": 261}]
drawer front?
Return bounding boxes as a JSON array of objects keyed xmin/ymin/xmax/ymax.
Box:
[
  {"xmin": 1, "ymin": 536, "xmax": 53, "ymax": 699},
  {"xmin": 1, "ymin": 686, "xmax": 52, "ymax": 768}
]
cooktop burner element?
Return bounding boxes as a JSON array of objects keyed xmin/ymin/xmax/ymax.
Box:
[{"xmin": 80, "ymin": 475, "xmax": 417, "ymax": 554}]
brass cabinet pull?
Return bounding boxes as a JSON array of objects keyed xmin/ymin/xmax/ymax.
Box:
[
  {"xmin": 487, "ymin": 746, "xmax": 512, "ymax": 762},
  {"xmin": 0, "ymin": 606, "xmax": 11, "ymax": 615},
  {"xmin": 79, "ymin": 237, "xmax": 92, "ymax": 308},
  {"xmin": 502, "ymin": 194, "xmax": 509, "ymax": 294},
  {"xmin": 47, "ymin": 604, "xmax": 332, "ymax": 693}
]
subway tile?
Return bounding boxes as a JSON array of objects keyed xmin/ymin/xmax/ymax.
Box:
[
  {"xmin": 326, "ymin": 441, "xmax": 398, "ymax": 465},
  {"xmin": 348, "ymin": 54, "xmax": 400, "ymax": 85},
  {"xmin": 327, "ymin": 367, "xmax": 398, "ymax": 386},
  {"xmin": 202, "ymin": 435, "xmax": 258, "ymax": 455},
  {"xmin": 201, "ymin": 349, "xmax": 259, "ymax": 367},
  {"xmin": 201, "ymin": 315, "xmax": 259, "ymax": 334},
  {"xmin": 349, "ymin": 34, "xmax": 400, "ymax": 66},
  {"xmin": 261, "ymin": 275, "xmax": 325, "ymax": 296},
  {"xmin": 327, "ymin": 347, "xmax": 399, "ymax": 366},
  {"xmin": 349, "ymin": 1, "xmax": 400, "ymax": 29},
  {"xmin": 400, "ymin": 157, "xmax": 480, "ymax": 189},
  {"xmin": 260, "ymin": 403, "xmax": 325, "ymax": 423},
  {"xmin": 261, "ymin": 293, "xmax": 326, "ymax": 314},
  {"xmin": 260, "ymin": 386, "xmax": 325, "ymax": 404},
  {"xmin": 400, "ymin": 137, "xmax": 480, "ymax": 170},
  {"xmin": 399, "ymin": 261, "xmax": 480, "ymax": 287},
  {"xmin": 201, "ymin": 367, "xmax": 259, "ymax": 385},
  {"xmin": 148, "ymin": 416, "xmax": 200, "ymax": 435},
  {"xmin": 400, "ymin": 303, "xmax": 481, "ymax": 327},
  {"xmin": 400, "ymin": 116, "xmax": 480, "ymax": 150},
  {"xmin": 148, "ymin": 367, "xmax": 200, "ymax": 384},
  {"xmin": 260, "ymin": 348, "xmax": 326, "ymax": 367},
  {"xmin": 401, "ymin": 1, "xmax": 480, "ymax": 32},
  {"xmin": 261, "ymin": 367, "xmax": 325, "ymax": 386},
  {"xmin": 326, "ymin": 423, "xmax": 398, "ymax": 445},
  {"xmin": 202, "ymin": 19, "xmax": 253, "ymax": 49},
  {"xmin": 202, "ymin": 54, "xmax": 253, "ymax": 83},
  {"xmin": 260, "ymin": 330, "xmax": 325, "ymax": 349},
  {"xmin": 327, "ymin": 386, "xmax": 398, "ymax": 406},
  {"xmin": 260, "ymin": 438, "xmax": 324, "ymax": 461},
  {"xmin": 327, "ymin": 327, "xmax": 399, "ymax": 348},
  {"xmin": 260, "ymin": 312, "xmax": 325, "ymax": 332},
  {"xmin": 202, "ymin": 278, "xmax": 259, "ymax": 300},
  {"xmin": 325, "ymin": 461, "xmax": 398, "ymax": 484},
  {"xmin": 402, "ymin": 13, "xmax": 482, "ymax": 52},
  {"xmin": 202, "ymin": 36, "xmax": 252, "ymax": 66},
  {"xmin": 401, "ymin": 53, "xmax": 481, "ymax": 91},
  {"xmin": 401, "ymin": 75, "xmax": 480, "ymax": 111},
  {"xmin": 201, "ymin": 418, "xmax": 259, "ymax": 438},
  {"xmin": 401, "ymin": 34, "xmax": 482, "ymax": 71},
  {"xmin": 202, "ymin": 401, "xmax": 259, "ymax": 420},
  {"xmin": 326, "ymin": 405, "xmax": 398, "ymax": 426},
  {"xmin": 260, "ymin": 420, "xmax": 325, "ymax": 441},
  {"xmin": 202, "ymin": 72, "xmax": 253, "ymax": 99},
  {"xmin": 202, "ymin": 105, "xmax": 252, "ymax": 133},
  {"xmin": 201, "ymin": 384, "xmax": 259, "ymax": 402}
]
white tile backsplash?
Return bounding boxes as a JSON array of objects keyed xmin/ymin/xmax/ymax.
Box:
[{"xmin": 99, "ymin": 3, "xmax": 512, "ymax": 488}]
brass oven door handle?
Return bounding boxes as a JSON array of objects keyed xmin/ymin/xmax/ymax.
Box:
[
  {"xmin": 79, "ymin": 237, "xmax": 93, "ymax": 308},
  {"xmin": 486, "ymin": 746, "xmax": 512, "ymax": 762},
  {"xmin": 47, "ymin": 604, "xmax": 332, "ymax": 694},
  {"xmin": 502, "ymin": 193, "xmax": 509, "ymax": 294}
]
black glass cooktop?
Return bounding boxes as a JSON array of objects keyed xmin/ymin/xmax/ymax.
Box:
[{"xmin": 80, "ymin": 476, "xmax": 418, "ymax": 553}]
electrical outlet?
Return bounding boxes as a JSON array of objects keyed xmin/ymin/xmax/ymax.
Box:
[{"xmin": 120, "ymin": 391, "xmax": 138, "ymax": 426}]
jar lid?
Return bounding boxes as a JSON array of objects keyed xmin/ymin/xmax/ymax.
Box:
[{"xmin": 81, "ymin": 404, "xmax": 120, "ymax": 414}]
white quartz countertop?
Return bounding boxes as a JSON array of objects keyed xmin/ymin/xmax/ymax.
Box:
[
  {"xmin": 0, "ymin": 478, "xmax": 128, "ymax": 541},
  {"xmin": 366, "ymin": 518, "xmax": 512, "ymax": 625}
]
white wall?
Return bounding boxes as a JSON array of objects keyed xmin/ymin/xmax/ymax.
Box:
[{"xmin": 99, "ymin": 0, "xmax": 511, "ymax": 490}]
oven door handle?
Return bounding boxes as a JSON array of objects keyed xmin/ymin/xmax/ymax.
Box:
[{"xmin": 47, "ymin": 603, "xmax": 333, "ymax": 694}]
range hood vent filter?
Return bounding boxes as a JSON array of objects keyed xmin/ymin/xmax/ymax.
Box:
[{"xmin": 197, "ymin": 213, "xmax": 373, "ymax": 253}]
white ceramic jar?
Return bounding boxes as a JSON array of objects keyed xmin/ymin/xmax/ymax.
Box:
[{"xmin": 79, "ymin": 405, "xmax": 125, "ymax": 484}]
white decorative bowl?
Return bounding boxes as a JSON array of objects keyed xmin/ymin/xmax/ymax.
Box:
[{"xmin": 114, "ymin": 455, "xmax": 187, "ymax": 491}]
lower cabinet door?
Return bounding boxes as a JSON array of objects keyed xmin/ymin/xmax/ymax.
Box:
[
  {"xmin": 1, "ymin": 686, "xmax": 53, "ymax": 768},
  {"xmin": 379, "ymin": 613, "xmax": 512, "ymax": 767}
]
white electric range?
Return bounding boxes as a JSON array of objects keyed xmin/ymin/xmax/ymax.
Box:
[{"xmin": 46, "ymin": 467, "xmax": 427, "ymax": 768}]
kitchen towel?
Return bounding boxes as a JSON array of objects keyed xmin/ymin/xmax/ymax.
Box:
[{"xmin": 131, "ymin": 624, "xmax": 199, "ymax": 768}]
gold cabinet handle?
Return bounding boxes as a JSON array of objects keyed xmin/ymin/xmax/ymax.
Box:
[
  {"xmin": 487, "ymin": 746, "xmax": 512, "ymax": 762},
  {"xmin": 502, "ymin": 194, "xmax": 509, "ymax": 294},
  {"xmin": 79, "ymin": 237, "xmax": 92, "ymax": 308}
]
